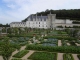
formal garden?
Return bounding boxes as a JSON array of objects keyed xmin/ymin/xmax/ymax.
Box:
[{"xmin": 0, "ymin": 27, "xmax": 80, "ymax": 60}]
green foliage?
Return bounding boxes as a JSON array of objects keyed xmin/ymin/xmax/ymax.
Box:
[
  {"xmin": 7, "ymin": 34, "xmax": 33, "ymax": 38},
  {"xmin": 11, "ymin": 58, "xmax": 22, "ymax": 60},
  {"xmin": 69, "ymin": 42, "xmax": 76, "ymax": 46},
  {"xmin": 61, "ymin": 40, "xmax": 67, "ymax": 46},
  {"xmin": 63, "ymin": 53, "xmax": 74, "ymax": 60},
  {"xmin": 1, "ymin": 37, "xmax": 14, "ymax": 60},
  {"xmin": 28, "ymin": 52, "xmax": 57, "ymax": 60},
  {"xmin": 23, "ymin": 9, "xmax": 80, "ymax": 22},
  {"xmin": 77, "ymin": 54, "xmax": 80, "ymax": 60},
  {"xmin": 26, "ymin": 44, "xmax": 80, "ymax": 54},
  {"xmin": 13, "ymin": 50, "xmax": 29, "ymax": 58},
  {"xmin": 0, "ymin": 24, "xmax": 10, "ymax": 27},
  {"xmin": 43, "ymin": 36, "xmax": 77, "ymax": 40}
]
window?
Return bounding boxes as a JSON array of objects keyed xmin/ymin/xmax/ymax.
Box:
[
  {"xmin": 39, "ymin": 25, "xmax": 40, "ymax": 27},
  {"xmin": 46, "ymin": 25, "xmax": 47, "ymax": 27},
  {"xmin": 44, "ymin": 19, "xmax": 46, "ymax": 21},
  {"xmin": 39, "ymin": 22, "xmax": 40, "ymax": 24}
]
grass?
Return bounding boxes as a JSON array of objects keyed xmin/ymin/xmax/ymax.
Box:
[
  {"xmin": 28, "ymin": 52, "xmax": 57, "ymax": 60},
  {"xmin": 13, "ymin": 50, "xmax": 29, "ymax": 58}
]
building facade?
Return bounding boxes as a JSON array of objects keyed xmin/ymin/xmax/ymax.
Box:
[{"xmin": 10, "ymin": 13, "xmax": 80, "ymax": 29}]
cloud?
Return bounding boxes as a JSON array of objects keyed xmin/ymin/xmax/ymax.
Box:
[
  {"xmin": 0, "ymin": 0, "xmax": 80, "ymax": 24},
  {"xmin": 7, "ymin": 4, "xmax": 16, "ymax": 9}
]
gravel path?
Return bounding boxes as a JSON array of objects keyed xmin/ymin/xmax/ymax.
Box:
[
  {"xmin": 0, "ymin": 56, "xmax": 3, "ymax": 60},
  {"xmin": 67, "ymin": 43, "xmax": 70, "ymax": 46},
  {"xmin": 21, "ymin": 50, "xmax": 34, "ymax": 60},
  {"xmin": 20, "ymin": 46, "xmax": 26, "ymax": 51},
  {"xmin": 9, "ymin": 50, "xmax": 19, "ymax": 60},
  {"xmin": 72, "ymin": 54, "xmax": 79, "ymax": 60},
  {"xmin": 58, "ymin": 40, "xmax": 62, "ymax": 46},
  {"xmin": 75, "ymin": 43, "xmax": 80, "ymax": 46},
  {"xmin": 9, "ymin": 45, "xmax": 26, "ymax": 60},
  {"xmin": 57, "ymin": 53, "xmax": 63, "ymax": 60}
]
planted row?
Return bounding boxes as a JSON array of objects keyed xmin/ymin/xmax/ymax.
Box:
[
  {"xmin": 63, "ymin": 53, "xmax": 74, "ymax": 60},
  {"xmin": 26, "ymin": 44, "xmax": 80, "ymax": 54},
  {"xmin": 28, "ymin": 52, "xmax": 57, "ymax": 60},
  {"xmin": 12, "ymin": 58, "xmax": 22, "ymax": 60},
  {"xmin": 43, "ymin": 36, "xmax": 77, "ymax": 40},
  {"xmin": 13, "ymin": 50, "xmax": 29, "ymax": 58}
]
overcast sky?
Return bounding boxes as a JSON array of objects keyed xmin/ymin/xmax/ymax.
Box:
[{"xmin": 0, "ymin": 0, "xmax": 80, "ymax": 24}]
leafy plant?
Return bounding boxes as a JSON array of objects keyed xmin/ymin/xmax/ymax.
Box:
[
  {"xmin": 13, "ymin": 50, "xmax": 29, "ymax": 58},
  {"xmin": 28, "ymin": 52, "xmax": 57, "ymax": 60}
]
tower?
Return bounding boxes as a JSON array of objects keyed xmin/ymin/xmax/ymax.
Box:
[{"xmin": 47, "ymin": 12, "xmax": 56, "ymax": 29}]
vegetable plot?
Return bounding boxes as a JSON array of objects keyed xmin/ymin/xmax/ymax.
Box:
[
  {"xmin": 63, "ymin": 53, "xmax": 74, "ymax": 60},
  {"xmin": 13, "ymin": 50, "xmax": 29, "ymax": 58},
  {"xmin": 28, "ymin": 52, "xmax": 57, "ymax": 60}
]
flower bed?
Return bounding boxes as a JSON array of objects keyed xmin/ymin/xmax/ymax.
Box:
[{"xmin": 28, "ymin": 52, "xmax": 57, "ymax": 60}]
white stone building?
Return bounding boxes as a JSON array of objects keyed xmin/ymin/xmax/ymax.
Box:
[
  {"xmin": 10, "ymin": 22, "xmax": 26, "ymax": 27},
  {"xmin": 10, "ymin": 13, "xmax": 80, "ymax": 29}
]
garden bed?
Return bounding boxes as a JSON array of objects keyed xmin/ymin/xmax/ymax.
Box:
[
  {"xmin": 28, "ymin": 52, "xmax": 57, "ymax": 60},
  {"xmin": 63, "ymin": 53, "xmax": 74, "ymax": 60},
  {"xmin": 12, "ymin": 58, "xmax": 22, "ymax": 60},
  {"xmin": 26, "ymin": 44, "xmax": 80, "ymax": 54},
  {"xmin": 13, "ymin": 50, "xmax": 29, "ymax": 58}
]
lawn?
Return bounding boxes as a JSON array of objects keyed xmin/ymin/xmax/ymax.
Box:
[{"xmin": 28, "ymin": 52, "xmax": 57, "ymax": 60}]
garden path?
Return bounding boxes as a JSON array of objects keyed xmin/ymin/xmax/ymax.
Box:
[
  {"xmin": 0, "ymin": 56, "xmax": 3, "ymax": 60},
  {"xmin": 20, "ymin": 45, "xmax": 26, "ymax": 51},
  {"xmin": 67, "ymin": 43, "xmax": 70, "ymax": 46},
  {"xmin": 9, "ymin": 45, "xmax": 26, "ymax": 60},
  {"xmin": 58, "ymin": 40, "xmax": 62, "ymax": 46},
  {"xmin": 75, "ymin": 43, "xmax": 80, "ymax": 46},
  {"xmin": 21, "ymin": 50, "xmax": 34, "ymax": 60},
  {"xmin": 9, "ymin": 50, "xmax": 19, "ymax": 60},
  {"xmin": 57, "ymin": 53, "xmax": 63, "ymax": 60},
  {"xmin": 72, "ymin": 54, "xmax": 79, "ymax": 60}
]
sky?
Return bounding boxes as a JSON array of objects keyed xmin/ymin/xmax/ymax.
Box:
[{"xmin": 0, "ymin": 0, "xmax": 80, "ymax": 24}]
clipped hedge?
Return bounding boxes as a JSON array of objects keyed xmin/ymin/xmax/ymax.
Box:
[
  {"xmin": 43, "ymin": 36, "xmax": 77, "ymax": 40},
  {"xmin": 7, "ymin": 34, "xmax": 33, "ymax": 38},
  {"xmin": 26, "ymin": 44, "xmax": 80, "ymax": 54},
  {"xmin": 13, "ymin": 50, "xmax": 29, "ymax": 58}
]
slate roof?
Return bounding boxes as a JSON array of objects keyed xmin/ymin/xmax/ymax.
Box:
[
  {"xmin": 27, "ymin": 15, "xmax": 48, "ymax": 21},
  {"xmin": 10, "ymin": 22, "xmax": 26, "ymax": 24}
]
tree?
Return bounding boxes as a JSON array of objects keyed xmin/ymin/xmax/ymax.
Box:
[{"xmin": 1, "ymin": 37, "xmax": 13, "ymax": 60}]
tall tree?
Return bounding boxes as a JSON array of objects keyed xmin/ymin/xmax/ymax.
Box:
[{"xmin": 1, "ymin": 37, "xmax": 13, "ymax": 60}]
